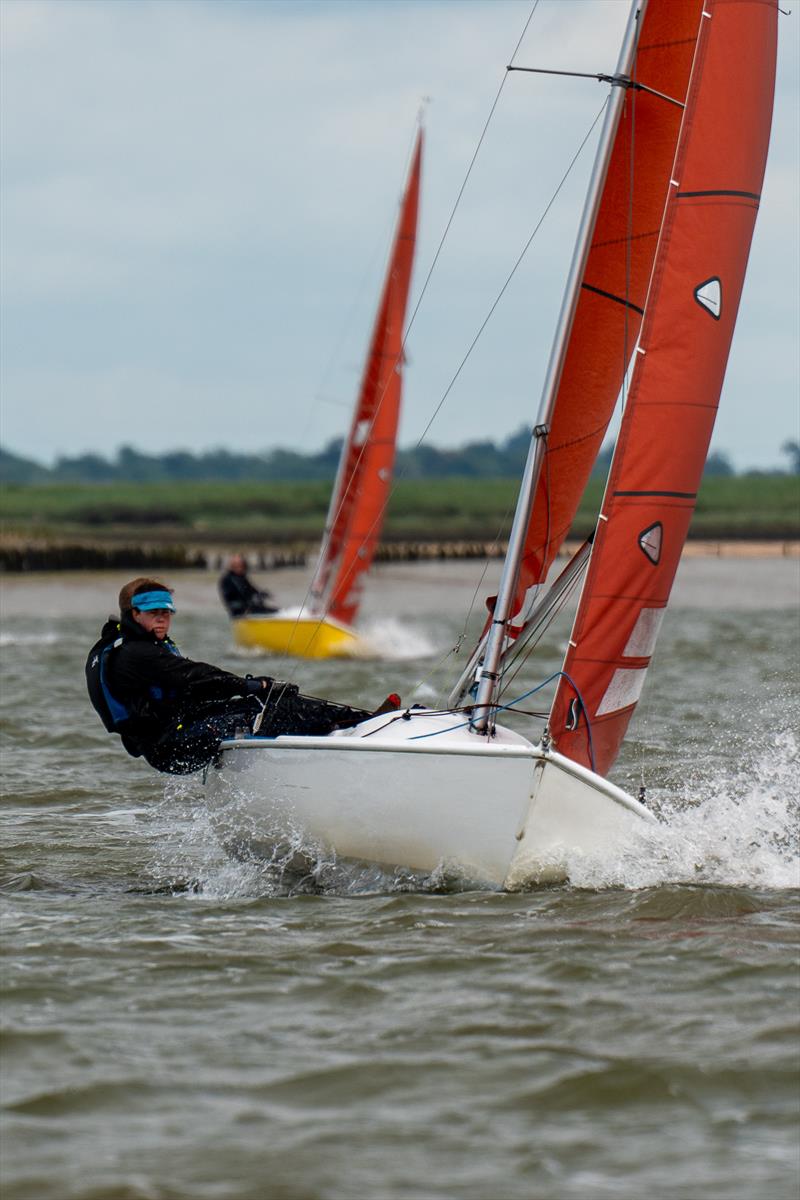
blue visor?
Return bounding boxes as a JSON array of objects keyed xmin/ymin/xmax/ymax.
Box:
[{"xmin": 132, "ymin": 590, "xmax": 176, "ymax": 613}]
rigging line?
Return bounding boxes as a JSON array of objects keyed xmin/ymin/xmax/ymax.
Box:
[
  {"xmin": 400, "ymin": 1, "xmax": 540, "ymax": 353},
  {"xmin": 498, "ymin": 563, "xmax": 586, "ymax": 696},
  {"xmin": 439, "ymin": 492, "xmax": 520, "ymax": 711},
  {"xmin": 330, "ymin": 93, "xmax": 613, "ymax": 693},
  {"xmin": 409, "ymin": 671, "xmax": 566, "ymax": 740},
  {"xmin": 285, "ymin": 5, "xmax": 577, "ymax": 649},
  {"xmin": 277, "ymin": 12, "xmax": 606, "ymax": 669},
  {"xmin": 423, "ymin": 503, "xmax": 518, "ymax": 709},
  {"xmin": 499, "ymin": 536, "xmax": 594, "ymax": 685},
  {"xmin": 267, "ymin": 170, "xmax": 418, "ymax": 664},
  {"xmin": 458, "ymin": 494, "xmax": 519, "ymax": 639},
  {"xmin": 410, "ymin": 96, "xmax": 609, "ymax": 455},
  {"xmin": 311, "ymin": 91, "xmax": 611, "ymax": 653},
  {"xmin": 315, "ymin": 0, "xmax": 542, "ymax": 595},
  {"xmin": 501, "ymin": 555, "xmax": 585, "ymax": 684},
  {"xmin": 309, "ymin": 230, "xmax": 390, "ymax": 415},
  {"xmin": 618, "ymin": 38, "xmax": 636, "ymax": 426},
  {"xmin": 267, "ymin": 112, "xmax": 432, "ymax": 660},
  {"xmin": 494, "ymin": 425, "xmax": 554, "ymax": 696},
  {"xmin": 627, "ymin": 32, "xmax": 649, "ymax": 799},
  {"xmin": 409, "ymin": 637, "xmax": 473, "ymax": 711},
  {"xmin": 556, "ymin": 669, "xmax": 596, "ymax": 773},
  {"xmin": 308, "ymin": 1, "xmax": 543, "ymax": 618}
]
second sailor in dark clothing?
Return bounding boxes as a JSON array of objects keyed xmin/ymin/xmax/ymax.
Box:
[
  {"xmin": 87, "ymin": 577, "xmax": 369, "ymax": 775},
  {"xmin": 219, "ymin": 555, "xmax": 278, "ymax": 618}
]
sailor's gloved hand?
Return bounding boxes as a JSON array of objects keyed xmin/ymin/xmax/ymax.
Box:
[
  {"xmin": 245, "ymin": 674, "xmax": 275, "ymax": 695},
  {"xmin": 245, "ymin": 675, "xmax": 298, "ymax": 697}
]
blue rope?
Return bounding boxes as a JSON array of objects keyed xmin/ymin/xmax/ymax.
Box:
[{"xmin": 555, "ymin": 669, "xmax": 596, "ymax": 773}]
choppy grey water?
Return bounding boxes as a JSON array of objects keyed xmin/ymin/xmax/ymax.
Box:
[{"xmin": 2, "ymin": 558, "xmax": 799, "ymax": 1200}]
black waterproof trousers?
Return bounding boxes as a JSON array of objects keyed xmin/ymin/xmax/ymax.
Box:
[{"xmin": 142, "ymin": 688, "xmax": 370, "ymax": 775}]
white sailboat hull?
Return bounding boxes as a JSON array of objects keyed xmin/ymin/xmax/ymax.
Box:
[{"xmin": 206, "ymin": 711, "xmax": 656, "ymax": 888}]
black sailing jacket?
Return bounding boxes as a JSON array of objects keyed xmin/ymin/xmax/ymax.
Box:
[
  {"xmin": 100, "ymin": 614, "xmax": 260, "ymax": 756},
  {"xmin": 218, "ymin": 570, "xmax": 274, "ymax": 617}
]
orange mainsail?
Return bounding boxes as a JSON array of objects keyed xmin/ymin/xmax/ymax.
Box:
[
  {"xmin": 310, "ymin": 130, "xmax": 423, "ymax": 627},
  {"xmin": 507, "ymin": 0, "xmax": 707, "ymax": 618},
  {"xmin": 549, "ymin": 0, "xmax": 778, "ymax": 775}
]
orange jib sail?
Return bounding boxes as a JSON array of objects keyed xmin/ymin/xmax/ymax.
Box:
[
  {"xmin": 507, "ymin": 0, "xmax": 706, "ymax": 619},
  {"xmin": 550, "ymin": 0, "xmax": 778, "ymax": 776},
  {"xmin": 312, "ymin": 130, "xmax": 423, "ymax": 627}
]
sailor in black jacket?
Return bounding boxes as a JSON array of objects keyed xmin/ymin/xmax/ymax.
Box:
[
  {"xmin": 219, "ymin": 555, "xmax": 277, "ymax": 618},
  {"xmin": 86, "ymin": 576, "xmax": 369, "ymax": 774}
]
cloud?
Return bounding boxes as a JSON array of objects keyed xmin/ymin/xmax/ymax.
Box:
[{"xmin": 1, "ymin": 0, "xmax": 797, "ymax": 469}]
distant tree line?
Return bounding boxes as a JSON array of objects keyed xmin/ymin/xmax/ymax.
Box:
[{"xmin": 2, "ymin": 431, "xmax": 797, "ymax": 487}]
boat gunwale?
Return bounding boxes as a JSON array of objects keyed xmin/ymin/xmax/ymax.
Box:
[
  {"xmin": 218, "ymin": 733, "xmax": 536, "ymax": 759},
  {"xmin": 215, "ymin": 731, "xmax": 656, "ymax": 821}
]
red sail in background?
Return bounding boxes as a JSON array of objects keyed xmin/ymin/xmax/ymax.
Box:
[
  {"xmin": 550, "ymin": 0, "xmax": 777, "ymax": 776},
  {"xmin": 311, "ymin": 131, "xmax": 422, "ymax": 626},
  {"xmin": 507, "ymin": 0, "xmax": 705, "ymax": 618}
]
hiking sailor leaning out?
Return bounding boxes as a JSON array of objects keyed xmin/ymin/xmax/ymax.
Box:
[{"xmin": 85, "ymin": 577, "xmax": 369, "ymax": 775}]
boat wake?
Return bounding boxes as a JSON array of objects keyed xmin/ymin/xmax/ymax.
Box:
[
  {"xmin": 147, "ymin": 773, "xmax": 487, "ymax": 899},
  {"xmin": 145, "ymin": 725, "xmax": 799, "ymax": 899},
  {"xmin": 226, "ymin": 617, "xmax": 434, "ymax": 662},
  {"xmin": 357, "ymin": 617, "xmax": 436, "ymax": 661},
  {"xmin": 565, "ymin": 727, "xmax": 800, "ymax": 891},
  {"xmin": 0, "ymin": 632, "xmax": 61, "ymax": 647}
]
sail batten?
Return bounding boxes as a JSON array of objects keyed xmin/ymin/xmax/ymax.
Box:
[{"xmin": 549, "ymin": 0, "xmax": 778, "ymax": 777}]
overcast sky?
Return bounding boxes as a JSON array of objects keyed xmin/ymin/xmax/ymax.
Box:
[{"xmin": 1, "ymin": 0, "xmax": 797, "ymax": 471}]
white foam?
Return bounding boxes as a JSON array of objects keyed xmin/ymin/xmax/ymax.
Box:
[
  {"xmin": 0, "ymin": 632, "xmax": 60, "ymax": 647},
  {"xmin": 565, "ymin": 727, "xmax": 800, "ymax": 890},
  {"xmin": 358, "ymin": 617, "xmax": 436, "ymax": 661},
  {"xmin": 147, "ymin": 725, "xmax": 800, "ymax": 898}
]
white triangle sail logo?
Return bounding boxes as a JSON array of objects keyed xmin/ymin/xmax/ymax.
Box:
[
  {"xmin": 694, "ymin": 276, "xmax": 722, "ymax": 320},
  {"xmin": 638, "ymin": 522, "xmax": 662, "ymax": 565}
]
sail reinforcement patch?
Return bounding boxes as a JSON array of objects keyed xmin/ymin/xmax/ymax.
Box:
[
  {"xmin": 596, "ymin": 668, "xmax": 648, "ymax": 716},
  {"xmin": 623, "ymin": 607, "xmax": 665, "ymax": 658},
  {"xmin": 694, "ymin": 277, "xmax": 722, "ymax": 319}
]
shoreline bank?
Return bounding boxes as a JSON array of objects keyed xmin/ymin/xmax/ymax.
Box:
[{"xmin": 1, "ymin": 537, "xmax": 797, "ymax": 573}]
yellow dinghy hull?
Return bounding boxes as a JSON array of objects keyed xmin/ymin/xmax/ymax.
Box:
[{"xmin": 232, "ymin": 613, "xmax": 364, "ymax": 659}]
